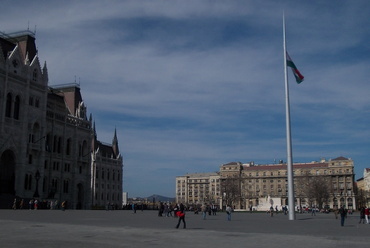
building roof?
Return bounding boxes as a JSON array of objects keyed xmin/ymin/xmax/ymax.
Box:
[
  {"xmin": 0, "ymin": 36, "xmax": 16, "ymax": 59},
  {"xmin": 0, "ymin": 31, "xmax": 37, "ymax": 62},
  {"xmin": 242, "ymin": 162, "xmax": 329, "ymax": 171},
  {"xmin": 51, "ymin": 84, "xmax": 83, "ymax": 116},
  {"xmin": 97, "ymin": 141, "xmax": 119, "ymax": 159},
  {"xmin": 183, "ymin": 172, "xmax": 219, "ymax": 178},
  {"xmin": 331, "ymin": 156, "xmax": 349, "ymax": 161}
]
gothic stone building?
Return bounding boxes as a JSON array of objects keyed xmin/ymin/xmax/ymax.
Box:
[{"xmin": 0, "ymin": 31, "xmax": 123, "ymax": 209}]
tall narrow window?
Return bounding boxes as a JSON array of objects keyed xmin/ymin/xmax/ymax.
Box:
[
  {"xmin": 24, "ymin": 174, "xmax": 32, "ymax": 190},
  {"xmin": 66, "ymin": 138, "xmax": 71, "ymax": 155},
  {"xmin": 32, "ymin": 69, "xmax": 38, "ymax": 81},
  {"xmin": 14, "ymin": 95, "xmax": 20, "ymax": 120},
  {"xmin": 5, "ymin": 93, "xmax": 12, "ymax": 117}
]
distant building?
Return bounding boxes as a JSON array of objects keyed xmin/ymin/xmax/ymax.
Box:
[
  {"xmin": 176, "ymin": 172, "xmax": 220, "ymax": 206},
  {"xmin": 176, "ymin": 157, "xmax": 356, "ymax": 211},
  {"xmin": 356, "ymin": 168, "xmax": 370, "ymax": 207},
  {"xmin": 0, "ymin": 30, "xmax": 123, "ymax": 209},
  {"xmin": 91, "ymin": 128, "xmax": 123, "ymax": 209}
]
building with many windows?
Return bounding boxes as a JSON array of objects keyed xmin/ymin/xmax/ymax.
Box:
[
  {"xmin": 355, "ymin": 168, "xmax": 370, "ymax": 208},
  {"xmin": 176, "ymin": 157, "xmax": 356, "ymax": 211},
  {"xmin": 0, "ymin": 30, "xmax": 123, "ymax": 209},
  {"xmin": 176, "ymin": 172, "xmax": 220, "ymax": 207}
]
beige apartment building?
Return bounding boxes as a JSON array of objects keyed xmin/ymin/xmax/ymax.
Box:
[
  {"xmin": 176, "ymin": 156, "xmax": 356, "ymax": 211},
  {"xmin": 0, "ymin": 30, "xmax": 123, "ymax": 209},
  {"xmin": 176, "ymin": 172, "xmax": 221, "ymax": 206},
  {"xmin": 356, "ymin": 168, "xmax": 370, "ymax": 207}
]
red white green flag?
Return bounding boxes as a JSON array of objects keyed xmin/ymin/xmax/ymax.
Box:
[{"xmin": 286, "ymin": 52, "xmax": 304, "ymax": 84}]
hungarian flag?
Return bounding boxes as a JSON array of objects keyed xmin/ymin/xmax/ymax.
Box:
[{"xmin": 286, "ymin": 52, "xmax": 304, "ymax": 84}]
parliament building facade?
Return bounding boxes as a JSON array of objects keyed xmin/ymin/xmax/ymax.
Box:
[{"xmin": 0, "ymin": 30, "xmax": 123, "ymax": 209}]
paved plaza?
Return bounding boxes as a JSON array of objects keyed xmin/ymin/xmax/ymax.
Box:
[{"xmin": 0, "ymin": 209, "xmax": 369, "ymax": 248}]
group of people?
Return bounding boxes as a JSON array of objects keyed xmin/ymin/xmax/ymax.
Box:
[
  {"xmin": 199, "ymin": 204, "xmax": 218, "ymax": 219},
  {"xmin": 12, "ymin": 198, "xmax": 67, "ymax": 210}
]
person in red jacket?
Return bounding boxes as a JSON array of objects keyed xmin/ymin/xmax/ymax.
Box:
[
  {"xmin": 175, "ymin": 203, "xmax": 186, "ymax": 229},
  {"xmin": 365, "ymin": 206, "xmax": 369, "ymax": 224}
]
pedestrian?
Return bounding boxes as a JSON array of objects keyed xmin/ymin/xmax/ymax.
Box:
[
  {"xmin": 269, "ymin": 206, "xmax": 274, "ymax": 217},
  {"xmin": 333, "ymin": 206, "xmax": 338, "ymax": 219},
  {"xmin": 34, "ymin": 199, "xmax": 38, "ymax": 210},
  {"xmin": 173, "ymin": 203, "xmax": 179, "ymax": 218},
  {"xmin": 12, "ymin": 198, "xmax": 17, "ymax": 210},
  {"xmin": 158, "ymin": 202, "xmax": 164, "ymax": 216},
  {"xmin": 359, "ymin": 206, "xmax": 365, "ymax": 224},
  {"xmin": 226, "ymin": 205, "xmax": 232, "ymax": 221},
  {"xmin": 175, "ymin": 203, "xmax": 186, "ymax": 229},
  {"xmin": 339, "ymin": 205, "xmax": 347, "ymax": 227},
  {"xmin": 311, "ymin": 205, "xmax": 316, "ymax": 216},
  {"xmin": 365, "ymin": 206, "xmax": 369, "ymax": 224},
  {"xmin": 212, "ymin": 205, "xmax": 217, "ymax": 215},
  {"xmin": 19, "ymin": 199, "xmax": 24, "ymax": 209},
  {"xmin": 201, "ymin": 204, "xmax": 207, "ymax": 220},
  {"xmin": 132, "ymin": 203, "xmax": 136, "ymax": 213}
]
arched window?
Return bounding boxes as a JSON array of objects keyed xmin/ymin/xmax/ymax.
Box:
[
  {"xmin": 82, "ymin": 140, "xmax": 88, "ymax": 156},
  {"xmin": 13, "ymin": 95, "xmax": 20, "ymax": 120},
  {"xmin": 32, "ymin": 69, "xmax": 38, "ymax": 81},
  {"xmin": 66, "ymin": 138, "xmax": 71, "ymax": 155},
  {"xmin": 63, "ymin": 180, "xmax": 69, "ymax": 193},
  {"xmin": 58, "ymin": 137, "xmax": 62, "ymax": 154},
  {"xmin": 5, "ymin": 93, "xmax": 12, "ymax": 117},
  {"xmin": 43, "ymin": 176, "xmax": 47, "ymax": 193},
  {"xmin": 53, "ymin": 135, "xmax": 58, "ymax": 152},
  {"xmin": 24, "ymin": 174, "xmax": 32, "ymax": 190}
]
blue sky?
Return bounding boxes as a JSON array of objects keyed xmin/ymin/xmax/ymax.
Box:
[{"xmin": 1, "ymin": 0, "xmax": 370, "ymax": 198}]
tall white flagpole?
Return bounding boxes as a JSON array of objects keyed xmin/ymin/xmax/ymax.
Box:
[{"xmin": 283, "ymin": 13, "xmax": 296, "ymax": 220}]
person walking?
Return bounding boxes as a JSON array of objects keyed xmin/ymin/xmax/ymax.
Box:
[
  {"xmin": 201, "ymin": 204, "xmax": 207, "ymax": 220},
  {"xmin": 226, "ymin": 205, "xmax": 232, "ymax": 221},
  {"xmin": 365, "ymin": 206, "xmax": 369, "ymax": 224},
  {"xmin": 359, "ymin": 206, "xmax": 365, "ymax": 224},
  {"xmin": 12, "ymin": 198, "xmax": 17, "ymax": 210},
  {"xmin": 176, "ymin": 203, "xmax": 186, "ymax": 229},
  {"xmin": 333, "ymin": 206, "xmax": 338, "ymax": 219},
  {"xmin": 339, "ymin": 205, "xmax": 347, "ymax": 227},
  {"xmin": 269, "ymin": 206, "xmax": 274, "ymax": 217},
  {"xmin": 311, "ymin": 205, "xmax": 316, "ymax": 216}
]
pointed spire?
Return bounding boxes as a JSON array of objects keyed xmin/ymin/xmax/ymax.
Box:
[
  {"xmin": 112, "ymin": 127, "xmax": 119, "ymax": 158},
  {"xmin": 93, "ymin": 121, "xmax": 97, "ymax": 137},
  {"xmin": 42, "ymin": 61, "xmax": 48, "ymax": 83}
]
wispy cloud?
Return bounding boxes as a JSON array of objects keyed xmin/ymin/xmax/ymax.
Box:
[{"xmin": 2, "ymin": 0, "xmax": 370, "ymax": 197}]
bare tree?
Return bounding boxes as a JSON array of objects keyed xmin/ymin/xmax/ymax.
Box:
[
  {"xmin": 221, "ymin": 177, "xmax": 241, "ymax": 208},
  {"xmin": 295, "ymin": 171, "xmax": 311, "ymax": 210},
  {"xmin": 306, "ymin": 176, "xmax": 331, "ymax": 209}
]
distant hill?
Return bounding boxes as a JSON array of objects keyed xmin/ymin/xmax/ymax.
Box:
[
  {"xmin": 128, "ymin": 194, "xmax": 175, "ymax": 203},
  {"xmin": 128, "ymin": 194, "xmax": 174, "ymax": 202}
]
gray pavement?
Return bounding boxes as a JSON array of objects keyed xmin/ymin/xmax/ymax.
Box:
[{"xmin": 0, "ymin": 209, "xmax": 369, "ymax": 248}]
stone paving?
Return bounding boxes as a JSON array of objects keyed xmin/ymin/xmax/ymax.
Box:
[{"xmin": 0, "ymin": 209, "xmax": 369, "ymax": 248}]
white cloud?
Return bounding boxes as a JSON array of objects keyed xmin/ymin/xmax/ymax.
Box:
[{"xmin": 1, "ymin": 0, "xmax": 369, "ymax": 197}]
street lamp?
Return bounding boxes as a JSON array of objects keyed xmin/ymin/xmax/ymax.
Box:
[{"xmin": 33, "ymin": 170, "xmax": 40, "ymax": 198}]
